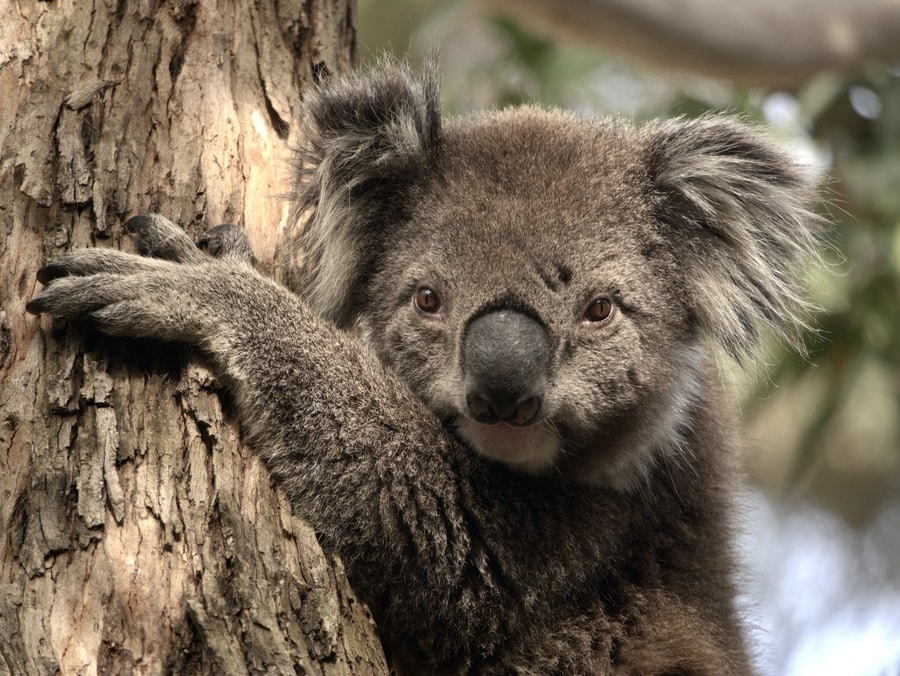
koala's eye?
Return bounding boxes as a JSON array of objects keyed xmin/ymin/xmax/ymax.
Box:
[
  {"xmin": 583, "ymin": 297, "xmax": 614, "ymax": 324},
  {"xmin": 414, "ymin": 286, "xmax": 442, "ymax": 315}
]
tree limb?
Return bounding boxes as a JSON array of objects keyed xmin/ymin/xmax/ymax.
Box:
[{"xmin": 483, "ymin": 0, "xmax": 900, "ymax": 85}]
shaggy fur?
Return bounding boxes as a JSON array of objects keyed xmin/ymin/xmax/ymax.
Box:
[{"xmin": 29, "ymin": 62, "xmax": 822, "ymax": 674}]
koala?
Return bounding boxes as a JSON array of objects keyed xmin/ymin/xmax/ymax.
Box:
[{"xmin": 28, "ymin": 62, "xmax": 820, "ymax": 674}]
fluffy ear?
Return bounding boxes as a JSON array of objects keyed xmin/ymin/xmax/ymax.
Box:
[
  {"xmin": 645, "ymin": 116, "xmax": 822, "ymax": 362},
  {"xmin": 288, "ymin": 60, "xmax": 441, "ymax": 326}
]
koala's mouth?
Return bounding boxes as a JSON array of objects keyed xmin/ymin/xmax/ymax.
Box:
[{"xmin": 455, "ymin": 417, "xmax": 560, "ymax": 474}]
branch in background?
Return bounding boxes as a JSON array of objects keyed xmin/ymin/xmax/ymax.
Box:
[{"xmin": 482, "ymin": 0, "xmax": 900, "ymax": 85}]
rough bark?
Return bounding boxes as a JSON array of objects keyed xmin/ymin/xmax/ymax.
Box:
[
  {"xmin": 484, "ymin": 0, "xmax": 900, "ymax": 86},
  {"xmin": 0, "ymin": 1, "xmax": 388, "ymax": 674}
]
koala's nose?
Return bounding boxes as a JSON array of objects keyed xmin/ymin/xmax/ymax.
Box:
[{"xmin": 463, "ymin": 309, "xmax": 550, "ymax": 427}]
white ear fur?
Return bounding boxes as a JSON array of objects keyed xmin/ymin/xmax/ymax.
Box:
[
  {"xmin": 289, "ymin": 59, "xmax": 441, "ymax": 326},
  {"xmin": 646, "ymin": 116, "xmax": 823, "ymax": 361}
]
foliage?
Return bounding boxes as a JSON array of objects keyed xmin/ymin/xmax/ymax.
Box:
[{"xmin": 759, "ymin": 70, "xmax": 900, "ymax": 485}]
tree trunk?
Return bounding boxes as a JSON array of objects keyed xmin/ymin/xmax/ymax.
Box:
[{"xmin": 0, "ymin": 1, "xmax": 388, "ymax": 674}]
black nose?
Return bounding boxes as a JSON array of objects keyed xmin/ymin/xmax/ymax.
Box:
[{"xmin": 463, "ymin": 309, "xmax": 550, "ymax": 427}]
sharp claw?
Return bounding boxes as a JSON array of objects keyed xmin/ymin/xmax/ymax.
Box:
[
  {"xmin": 124, "ymin": 214, "xmax": 154, "ymax": 234},
  {"xmin": 196, "ymin": 233, "xmax": 214, "ymax": 251},
  {"xmin": 25, "ymin": 295, "xmax": 49, "ymax": 315},
  {"xmin": 36, "ymin": 263, "xmax": 69, "ymax": 285}
]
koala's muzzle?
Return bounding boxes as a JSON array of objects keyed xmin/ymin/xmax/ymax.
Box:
[{"xmin": 463, "ymin": 310, "xmax": 550, "ymax": 427}]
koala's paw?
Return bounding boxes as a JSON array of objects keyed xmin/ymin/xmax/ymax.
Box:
[
  {"xmin": 197, "ymin": 224, "xmax": 254, "ymax": 264},
  {"xmin": 27, "ymin": 214, "xmax": 250, "ymax": 344}
]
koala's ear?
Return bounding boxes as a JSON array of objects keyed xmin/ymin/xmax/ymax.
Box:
[
  {"xmin": 646, "ymin": 116, "xmax": 822, "ymax": 361},
  {"xmin": 289, "ymin": 60, "xmax": 441, "ymax": 326}
]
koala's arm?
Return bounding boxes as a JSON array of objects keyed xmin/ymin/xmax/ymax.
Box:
[
  {"xmin": 28, "ymin": 216, "xmax": 746, "ymax": 672},
  {"xmin": 25, "ymin": 217, "xmax": 578, "ymax": 663}
]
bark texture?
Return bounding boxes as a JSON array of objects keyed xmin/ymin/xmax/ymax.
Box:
[{"xmin": 0, "ymin": 1, "xmax": 388, "ymax": 673}]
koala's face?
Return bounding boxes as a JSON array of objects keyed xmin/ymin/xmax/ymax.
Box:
[
  {"xmin": 359, "ymin": 111, "xmax": 698, "ymax": 486},
  {"xmin": 296, "ymin": 65, "xmax": 818, "ymax": 488}
]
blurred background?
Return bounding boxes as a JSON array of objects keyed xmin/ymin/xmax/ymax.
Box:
[{"xmin": 356, "ymin": 1, "xmax": 900, "ymax": 673}]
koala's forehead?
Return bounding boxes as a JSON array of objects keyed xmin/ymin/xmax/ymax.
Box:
[{"xmin": 406, "ymin": 108, "xmax": 653, "ymax": 259}]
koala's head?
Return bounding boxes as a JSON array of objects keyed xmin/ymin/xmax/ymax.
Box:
[{"xmin": 289, "ymin": 62, "xmax": 820, "ymax": 489}]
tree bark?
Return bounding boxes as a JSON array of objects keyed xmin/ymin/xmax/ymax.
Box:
[{"xmin": 0, "ymin": 1, "xmax": 388, "ymax": 674}]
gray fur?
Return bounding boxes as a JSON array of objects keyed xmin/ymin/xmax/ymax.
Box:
[
  {"xmin": 29, "ymin": 62, "xmax": 823, "ymax": 674},
  {"xmin": 645, "ymin": 116, "xmax": 822, "ymax": 361},
  {"xmin": 287, "ymin": 59, "xmax": 441, "ymax": 326}
]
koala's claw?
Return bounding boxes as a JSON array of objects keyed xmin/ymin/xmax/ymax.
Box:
[
  {"xmin": 198, "ymin": 224, "xmax": 254, "ymax": 264},
  {"xmin": 25, "ymin": 294, "xmax": 52, "ymax": 316},
  {"xmin": 26, "ymin": 273, "xmax": 130, "ymax": 317},
  {"xmin": 36, "ymin": 262, "xmax": 73, "ymax": 285},
  {"xmin": 125, "ymin": 214, "xmax": 206, "ymax": 264}
]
